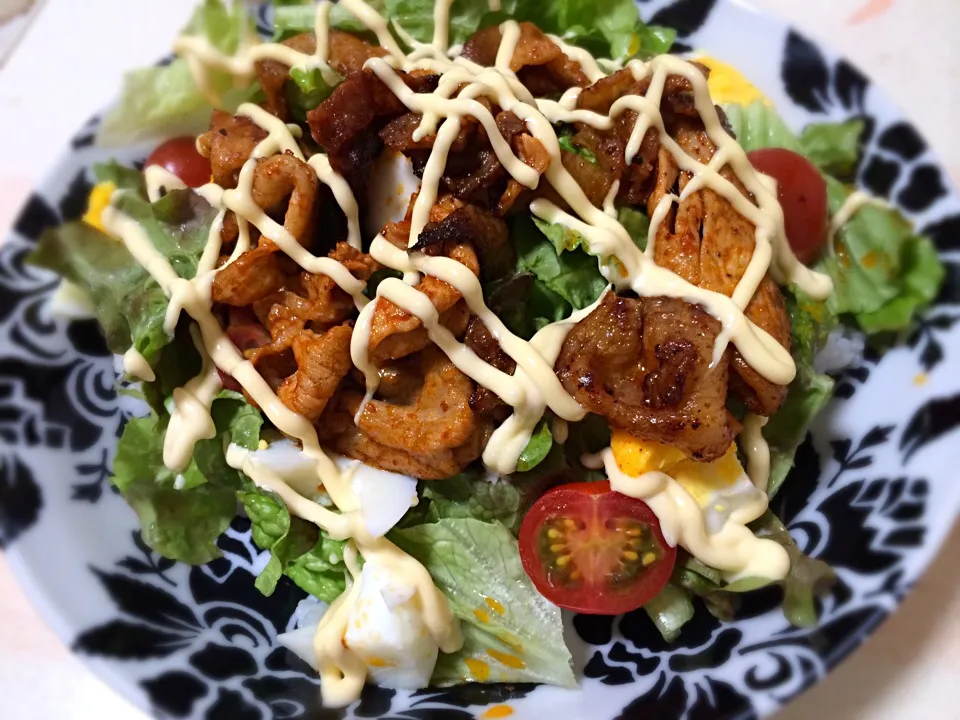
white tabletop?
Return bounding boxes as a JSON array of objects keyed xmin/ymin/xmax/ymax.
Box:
[{"xmin": 0, "ymin": 1, "xmax": 957, "ymax": 718}]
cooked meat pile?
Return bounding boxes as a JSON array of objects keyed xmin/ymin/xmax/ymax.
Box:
[{"xmin": 200, "ymin": 21, "xmax": 791, "ymax": 477}]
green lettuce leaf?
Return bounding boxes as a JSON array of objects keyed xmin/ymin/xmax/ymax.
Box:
[
  {"xmin": 516, "ymin": 419, "xmax": 553, "ymax": 472},
  {"xmin": 820, "ymin": 176, "xmax": 944, "ymax": 333},
  {"xmin": 391, "ymin": 518, "xmax": 575, "ymax": 687},
  {"xmin": 28, "ymin": 189, "xmax": 217, "ymax": 364},
  {"xmin": 239, "ymin": 486, "xmax": 349, "ymax": 600},
  {"xmin": 722, "ymin": 101, "xmax": 803, "ymax": 154},
  {"xmin": 93, "ymin": 161, "xmax": 147, "ymax": 196},
  {"xmin": 423, "ymin": 470, "xmax": 523, "ymax": 531},
  {"xmin": 751, "ymin": 512, "xmax": 836, "ymax": 628},
  {"xmin": 763, "ymin": 290, "xmax": 836, "ymax": 497},
  {"xmin": 484, "ymin": 272, "xmax": 571, "ymax": 340},
  {"xmin": 799, "ymin": 119, "xmax": 865, "ymax": 179},
  {"xmin": 515, "ymin": 215, "xmax": 607, "ymax": 310},
  {"xmin": 644, "ymin": 583, "xmax": 694, "ymax": 642},
  {"xmin": 111, "ymin": 391, "xmax": 262, "ymax": 565},
  {"xmin": 617, "ymin": 206, "xmax": 650, "ymax": 250},
  {"xmin": 99, "ymin": 0, "xmax": 256, "ymax": 146}
]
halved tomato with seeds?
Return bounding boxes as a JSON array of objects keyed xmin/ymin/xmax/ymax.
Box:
[{"xmin": 518, "ymin": 481, "xmax": 676, "ymax": 615}]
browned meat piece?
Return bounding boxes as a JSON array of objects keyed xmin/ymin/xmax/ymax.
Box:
[
  {"xmin": 556, "ymin": 293, "xmax": 737, "ymax": 461},
  {"xmin": 357, "ymin": 347, "xmax": 477, "ymax": 453},
  {"xmin": 462, "ymin": 22, "xmax": 589, "ymax": 95},
  {"xmin": 647, "ymin": 118, "xmax": 791, "ymax": 416},
  {"xmin": 370, "ymin": 302, "xmax": 472, "ymax": 364},
  {"xmin": 464, "ymin": 317, "xmax": 515, "ymax": 421},
  {"xmin": 252, "ymin": 242, "xmax": 378, "ymax": 348},
  {"xmin": 211, "ymin": 154, "xmax": 323, "ymax": 307},
  {"xmin": 560, "ymin": 126, "xmax": 626, "ymax": 208},
  {"xmin": 307, "ymin": 69, "xmax": 438, "ymax": 197},
  {"xmin": 576, "ymin": 65, "xmax": 705, "ymax": 117},
  {"xmin": 211, "ymin": 243, "xmax": 292, "ymax": 307},
  {"xmin": 277, "ymin": 324, "xmax": 354, "ymax": 423},
  {"xmin": 368, "ymin": 200, "xmax": 481, "ymax": 363},
  {"xmin": 497, "ymin": 133, "xmax": 551, "ymax": 215},
  {"xmin": 332, "ymin": 421, "xmax": 484, "ymax": 480},
  {"xmin": 333, "ymin": 348, "xmax": 486, "ymax": 479},
  {"xmin": 252, "ymin": 153, "xmax": 320, "ymax": 247},
  {"xmin": 413, "ymin": 204, "xmax": 512, "ymax": 281},
  {"xmin": 256, "ymin": 31, "xmax": 390, "ymax": 120},
  {"xmin": 380, "ymin": 112, "xmax": 479, "ymax": 154},
  {"xmin": 198, "ymin": 111, "xmax": 268, "ymax": 189}
]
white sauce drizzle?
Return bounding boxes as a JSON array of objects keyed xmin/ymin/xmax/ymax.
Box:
[
  {"xmin": 122, "ymin": 347, "xmax": 156, "ymax": 382},
  {"xmin": 144, "ymin": 165, "xmax": 187, "ymax": 203},
  {"xmin": 163, "ymin": 327, "xmax": 222, "ymax": 472},
  {"xmin": 827, "ymin": 190, "xmax": 889, "ymax": 253},
  {"xmin": 740, "ymin": 414, "xmax": 771, "ymax": 493}
]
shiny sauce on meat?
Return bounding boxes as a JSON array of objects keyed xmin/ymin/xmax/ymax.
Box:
[{"xmin": 102, "ymin": 0, "xmax": 839, "ymax": 700}]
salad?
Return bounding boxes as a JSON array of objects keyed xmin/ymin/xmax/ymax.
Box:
[{"xmin": 31, "ymin": 0, "xmax": 944, "ymax": 706}]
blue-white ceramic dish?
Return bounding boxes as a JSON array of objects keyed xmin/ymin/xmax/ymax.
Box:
[{"xmin": 2, "ymin": 1, "xmax": 959, "ymax": 718}]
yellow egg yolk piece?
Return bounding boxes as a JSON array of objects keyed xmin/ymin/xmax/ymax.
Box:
[
  {"xmin": 694, "ymin": 54, "xmax": 770, "ymax": 107},
  {"xmin": 610, "ymin": 431, "xmax": 688, "ymax": 477},
  {"xmin": 610, "ymin": 433, "xmax": 746, "ymax": 509},
  {"xmin": 82, "ymin": 181, "xmax": 117, "ymax": 233}
]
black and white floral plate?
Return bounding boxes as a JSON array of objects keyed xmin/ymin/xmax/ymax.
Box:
[{"xmin": 2, "ymin": 1, "xmax": 959, "ymax": 718}]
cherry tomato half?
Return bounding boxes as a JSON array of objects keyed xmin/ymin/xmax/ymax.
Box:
[
  {"xmin": 145, "ymin": 136, "xmax": 212, "ymax": 188},
  {"xmin": 747, "ymin": 148, "xmax": 828, "ymax": 264},
  {"xmin": 519, "ymin": 481, "xmax": 676, "ymax": 615}
]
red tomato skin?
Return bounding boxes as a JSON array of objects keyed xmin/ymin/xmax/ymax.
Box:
[
  {"xmin": 747, "ymin": 148, "xmax": 829, "ymax": 264},
  {"xmin": 145, "ymin": 137, "xmax": 212, "ymax": 188},
  {"xmin": 518, "ymin": 481, "xmax": 677, "ymax": 616}
]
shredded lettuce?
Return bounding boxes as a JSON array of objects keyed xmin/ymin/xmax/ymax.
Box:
[
  {"xmin": 29, "ymin": 189, "xmax": 217, "ymax": 364},
  {"xmin": 99, "ymin": 0, "xmax": 256, "ymax": 146},
  {"xmin": 391, "ymin": 518, "xmax": 575, "ymax": 687}
]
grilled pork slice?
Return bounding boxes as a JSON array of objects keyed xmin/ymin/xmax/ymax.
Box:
[
  {"xmin": 556, "ymin": 293, "xmax": 737, "ymax": 462},
  {"xmin": 647, "ymin": 118, "xmax": 791, "ymax": 416}
]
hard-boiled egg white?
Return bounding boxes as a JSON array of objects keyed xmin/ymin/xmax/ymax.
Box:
[
  {"xmin": 276, "ymin": 596, "xmax": 331, "ymax": 669},
  {"xmin": 335, "ymin": 457, "xmax": 419, "ymax": 539},
  {"xmin": 610, "ymin": 432, "xmax": 765, "ymax": 534},
  {"xmin": 247, "ymin": 443, "xmax": 419, "ymax": 537},
  {"xmin": 692, "ymin": 54, "xmax": 770, "ymax": 107},
  {"xmin": 246, "ymin": 440, "xmax": 327, "ymax": 501},
  {"xmin": 364, "ymin": 150, "xmax": 421, "ymax": 237},
  {"xmin": 343, "ymin": 557, "xmax": 440, "ymax": 689}
]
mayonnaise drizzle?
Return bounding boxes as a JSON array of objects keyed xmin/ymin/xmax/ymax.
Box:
[
  {"xmin": 827, "ymin": 189, "xmax": 888, "ymax": 253},
  {"xmin": 122, "ymin": 347, "xmax": 156, "ymax": 383},
  {"xmin": 741, "ymin": 414, "xmax": 771, "ymax": 493}
]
